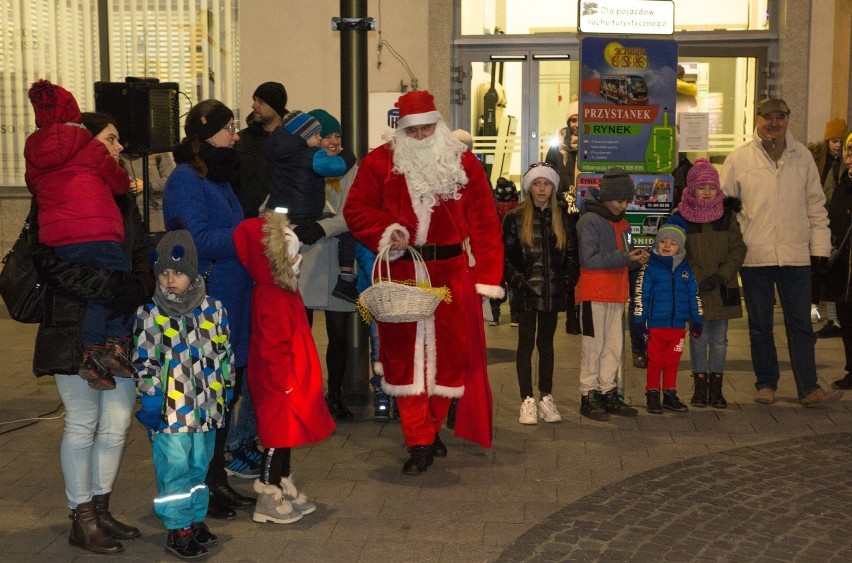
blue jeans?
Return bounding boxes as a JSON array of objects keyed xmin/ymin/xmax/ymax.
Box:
[
  {"xmin": 740, "ymin": 266, "xmax": 819, "ymax": 399},
  {"xmin": 628, "ymin": 268, "xmax": 646, "ymax": 355},
  {"xmin": 54, "ymin": 374, "xmax": 137, "ymax": 509},
  {"xmin": 689, "ymin": 319, "xmax": 729, "ymax": 373},
  {"xmin": 54, "ymin": 242, "xmax": 130, "ymax": 347},
  {"xmin": 225, "ymin": 371, "xmax": 257, "ymax": 452},
  {"xmin": 152, "ymin": 432, "xmax": 215, "ymax": 530}
]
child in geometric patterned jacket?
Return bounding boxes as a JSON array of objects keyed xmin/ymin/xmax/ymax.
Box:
[{"xmin": 131, "ymin": 229, "xmax": 234, "ymax": 560}]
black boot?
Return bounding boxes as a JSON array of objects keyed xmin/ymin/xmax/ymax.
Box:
[
  {"xmin": 327, "ymin": 395, "xmax": 354, "ymax": 420},
  {"xmin": 445, "ymin": 398, "xmax": 458, "ymax": 429},
  {"xmin": 432, "ymin": 433, "xmax": 447, "ymax": 457},
  {"xmin": 662, "ymin": 389, "xmax": 689, "ymax": 412},
  {"xmin": 402, "ymin": 445, "xmax": 433, "ymax": 475},
  {"xmin": 708, "ymin": 373, "xmax": 728, "ymax": 408},
  {"xmin": 580, "ymin": 391, "xmax": 609, "ymax": 421},
  {"xmin": 191, "ymin": 522, "xmax": 218, "ymax": 546},
  {"xmin": 832, "ymin": 373, "xmax": 852, "ymax": 390},
  {"xmin": 602, "ymin": 389, "xmax": 637, "ymax": 417},
  {"xmin": 646, "ymin": 390, "xmax": 663, "ymax": 415},
  {"xmin": 92, "ymin": 492, "xmax": 140, "ymax": 539},
  {"xmin": 69, "ymin": 500, "xmax": 124, "ymax": 554},
  {"xmin": 211, "ymin": 483, "xmax": 256, "ymax": 508},
  {"xmin": 166, "ymin": 526, "xmax": 208, "ymax": 560},
  {"xmin": 206, "ymin": 492, "xmax": 236, "ymax": 520},
  {"xmin": 690, "ymin": 373, "xmax": 709, "ymax": 407}
]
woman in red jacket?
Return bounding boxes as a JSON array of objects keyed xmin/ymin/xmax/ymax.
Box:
[{"xmin": 233, "ymin": 210, "xmax": 335, "ymax": 525}]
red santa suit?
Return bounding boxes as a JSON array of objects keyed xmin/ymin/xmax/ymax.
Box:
[{"xmin": 344, "ymin": 136, "xmax": 504, "ymax": 448}]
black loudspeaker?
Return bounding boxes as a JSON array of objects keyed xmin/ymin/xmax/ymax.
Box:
[{"xmin": 94, "ymin": 80, "xmax": 180, "ymax": 155}]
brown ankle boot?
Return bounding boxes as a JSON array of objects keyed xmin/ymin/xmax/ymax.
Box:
[
  {"xmin": 93, "ymin": 493, "xmax": 140, "ymax": 539},
  {"xmin": 69, "ymin": 500, "xmax": 124, "ymax": 554}
]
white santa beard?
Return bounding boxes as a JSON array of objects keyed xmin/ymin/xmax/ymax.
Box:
[{"xmin": 392, "ymin": 124, "xmax": 469, "ymax": 202}]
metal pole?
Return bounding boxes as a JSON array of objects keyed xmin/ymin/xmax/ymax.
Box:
[{"xmin": 337, "ymin": 0, "xmax": 372, "ymax": 405}]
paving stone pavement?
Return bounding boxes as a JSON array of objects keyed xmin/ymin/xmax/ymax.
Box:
[
  {"xmin": 0, "ymin": 304, "xmax": 850, "ymax": 562},
  {"xmin": 497, "ymin": 432, "xmax": 852, "ymax": 562}
]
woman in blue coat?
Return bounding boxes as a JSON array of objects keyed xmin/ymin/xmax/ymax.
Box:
[{"xmin": 163, "ymin": 99, "xmax": 254, "ymax": 519}]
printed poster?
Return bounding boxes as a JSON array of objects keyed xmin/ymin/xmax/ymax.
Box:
[{"xmin": 578, "ymin": 37, "xmax": 678, "ymax": 173}]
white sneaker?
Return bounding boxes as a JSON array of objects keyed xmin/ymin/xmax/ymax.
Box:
[
  {"xmin": 519, "ymin": 397, "xmax": 537, "ymax": 424},
  {"xmin": 811, "ymin": 305, "xmax": 821, "ymax": 323},
  {"xmin": 538, "ymin": 395, "xmax": 562, "ymax": 423}
]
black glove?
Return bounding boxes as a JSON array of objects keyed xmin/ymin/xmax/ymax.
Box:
[
  {"xmin": 811, "ymin": 256, "xmax": 830, "ymax": 275},
  {"xmin": 107, "ymin": 280, "xmax": 149, "ymax": 320},
  {"xmin": 699, "ymin": 273, "xmax": 724, "ymax": 292},
  {"xmin": 293, "ymin": 221, "xmax": 326, "ymax": 246}
]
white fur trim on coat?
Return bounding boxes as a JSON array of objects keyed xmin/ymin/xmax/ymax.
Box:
[
  {"xmin": 372, "ymin": 362, "xmax": 383, "ymax": 376},
  {"xmin": 476, "ymin": 283, "xmax": 506, "ymax": 299},
  {"xmin": 378, "ymin": 223, "xmax": 410, "ymax": 260}
]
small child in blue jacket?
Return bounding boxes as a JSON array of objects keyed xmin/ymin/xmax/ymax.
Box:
[{"xmin": 634, "ymin": 216, "xmax": 703, "ymax": 414}]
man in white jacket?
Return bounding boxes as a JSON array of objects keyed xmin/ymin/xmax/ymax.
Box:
[{"xmin": 721, "ymin": 98, "xmax": 842, "ymax": 406}]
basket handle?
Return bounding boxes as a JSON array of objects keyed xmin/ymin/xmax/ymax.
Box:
[{"xmin": 371, "ymin": 244, "xmax": 432, "ymax": 286}]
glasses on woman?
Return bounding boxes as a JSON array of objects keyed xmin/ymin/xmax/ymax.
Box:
[{"xmin": 221, "ymin": 123, "xmax": 237, "ymax": 134}]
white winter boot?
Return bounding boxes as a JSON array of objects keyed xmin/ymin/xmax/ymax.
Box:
[
  {"xmin": 280, "ymin": 475, "xmax": 316, "ymax": 515},
  {"xmin": 251, "ymin": 480, "xmax": 303, "ymax": 524}
]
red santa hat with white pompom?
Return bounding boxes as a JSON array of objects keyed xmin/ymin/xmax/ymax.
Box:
[{"xmin": 395, "ymin": 90, "xmax": 441, "ymax": 129}]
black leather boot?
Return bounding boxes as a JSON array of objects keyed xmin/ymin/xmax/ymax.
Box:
[
  {"xmin": 708, "ymin": 372, "xmax": 728, "ymax": 408},
  {"xmin": 69, "ymin": 501, "xmax": 124, "ymax": 554},
  {"xmin": 206, "ymin": 492, "xmax": 236, "ymax": 520},
  {"xmin": 166, "ymin": 526, "xmax": 208, "ymax": 559},
  {"xmin": 92, "ymin": 492, "xmax": 140, "ymax": 539},
  {"xmin": 211, "ymin": 483, "xmax": 256, "ymax": 508},
  {"xmin": 402, "ymin": 445, "xmax": 433, "ymax": 475},
  {"xmin": 690, "ymin": 372, "xmax": 709, "ymax": 407}
]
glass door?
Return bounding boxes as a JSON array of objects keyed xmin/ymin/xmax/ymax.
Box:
[{"xmin": 455, "ymin": 48, "xmax": 579, "ymax": 188}]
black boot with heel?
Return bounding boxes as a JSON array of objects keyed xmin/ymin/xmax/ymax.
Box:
[
  {"xmin": 69, "ymin": 500, "xmax": 124, "ymax": 554},
  {"xmin": 92, "ymin": 492, "xmax": 140, "ymax": 539}
]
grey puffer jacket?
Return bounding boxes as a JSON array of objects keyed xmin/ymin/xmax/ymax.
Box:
[{"xmin": 503, "ymin": 202, "xmax": 579, "ymax": 313}]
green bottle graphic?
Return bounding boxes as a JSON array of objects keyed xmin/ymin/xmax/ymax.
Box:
[{"xmin": 645, "ymin": 109, "xmax": 674, "ymax": 172}]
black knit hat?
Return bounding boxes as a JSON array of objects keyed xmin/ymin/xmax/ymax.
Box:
[
  {"xmin": 598, "ymin": 167, "xmax": 635, "ymax": 201},
  {"xmin": 253, "ymin": 82, "xmax": 288, "ymax": 118},
  {"xmin": 184, "ymin": 100, "xmax": 234, "ymax": 141},
  {"xmin": 152, "ymin": 230, "xmax": 199, "ymax": 280}
]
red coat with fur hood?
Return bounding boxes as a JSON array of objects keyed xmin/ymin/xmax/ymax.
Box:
[
  {"xmin": 25, "ymin": 123, "xmax": 130, "ymax": 246},
  {"xmin": 233, "ymin": 213, "xmax": 335, "ymax": 448}
]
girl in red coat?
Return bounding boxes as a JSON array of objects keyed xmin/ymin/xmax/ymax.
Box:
[{"xmin": 233, "ymin": 210, "xmax": 335, "ymax": 525}]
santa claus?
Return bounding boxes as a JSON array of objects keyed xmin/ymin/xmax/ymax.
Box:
[{"xmin": 344, "ymin": 90, "xmax": 504, "ymax": 475}]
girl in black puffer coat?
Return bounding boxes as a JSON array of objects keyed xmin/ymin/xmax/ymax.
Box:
[{"xmin": 503, "ymin": 162, "xmax": 579, "ymax": 425}]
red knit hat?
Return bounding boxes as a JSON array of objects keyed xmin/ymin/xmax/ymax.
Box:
[
  {"xmin": 28, "ymin": 79, "xmax": 82, "ymax": 128},
  {"xmin": 395, "ymin": 90, "xmax": 441, "ymax": 129}
]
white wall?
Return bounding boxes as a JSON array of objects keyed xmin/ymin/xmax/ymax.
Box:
[
  {"xmin": 807, "ymin": 0, "xmax": 837, "ymax": 142},
  {"xmin": 239, "ymin": 0, "xmax": 429, "ymax": 121}
]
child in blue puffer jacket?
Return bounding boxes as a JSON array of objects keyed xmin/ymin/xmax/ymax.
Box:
[{"xmin": 633, "ymin": 216, "xmax": 703, "ymax": 415}]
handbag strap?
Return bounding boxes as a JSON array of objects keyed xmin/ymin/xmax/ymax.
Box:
[{"xmin": 834, "ymin": 222, "xmax": 852, "ymax": 253}]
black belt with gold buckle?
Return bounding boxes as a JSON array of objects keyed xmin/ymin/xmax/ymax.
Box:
[{"xmin": 399, "ymin": 243, "xmax": 463, "ymax": 262}]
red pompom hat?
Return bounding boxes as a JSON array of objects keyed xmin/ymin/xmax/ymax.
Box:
[
  {"xmin": 28, "ymin": 79, "xmax": 82, "ymax": 128},
  {"xmin": 395, "ymin": 90, "xmax": 441, "ymax": 129}
]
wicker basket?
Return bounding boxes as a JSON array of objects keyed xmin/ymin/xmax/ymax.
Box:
[{"xmin": 357, "ymin": 245, "xmax": 451, "ymax": 324}]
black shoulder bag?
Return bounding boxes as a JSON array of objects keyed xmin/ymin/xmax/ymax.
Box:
[{"xmin": 0, "ymin": 211, "xmax": 46, "ymax": 323}]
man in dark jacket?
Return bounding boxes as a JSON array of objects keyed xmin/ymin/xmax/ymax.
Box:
[
  {"xmin": 234, "ymin": 81, "xmax": 287, "ymax": 218},
  {"xmin": 225, "ymin": 81, "xmax": 288, "ymax": 482}
]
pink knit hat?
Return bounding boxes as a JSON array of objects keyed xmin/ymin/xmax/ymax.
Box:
[
  {"xmin": 680, "ymin": 158, "xmax": 724, "ymax": 224},
  {"xmin": 685, "ymin": 158, "xmax": 720, "ymax": 190}
]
